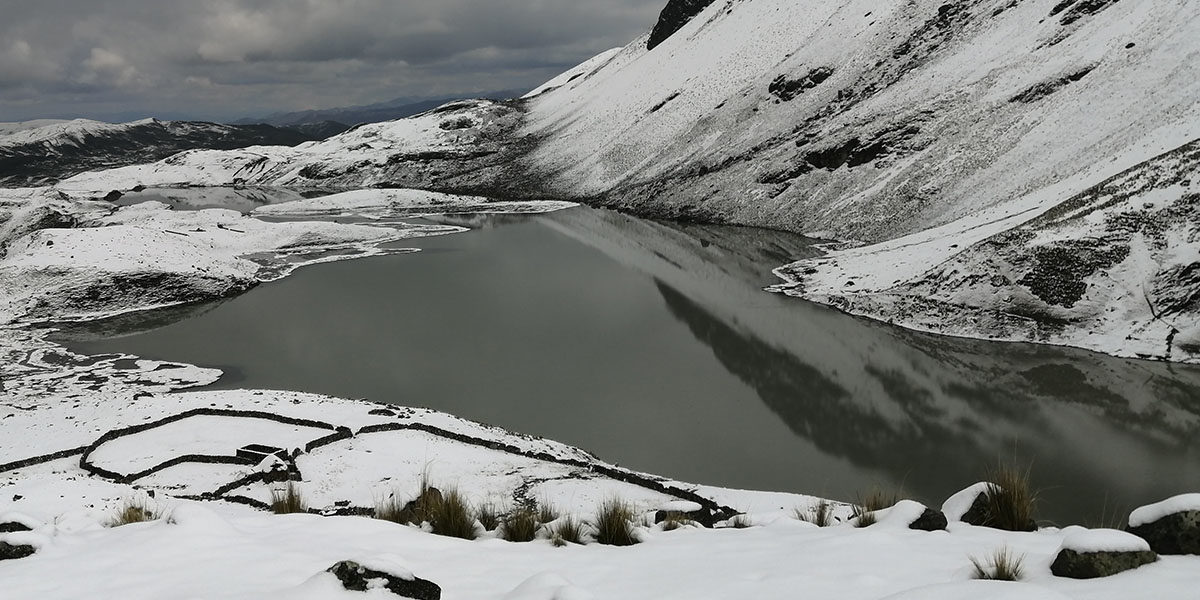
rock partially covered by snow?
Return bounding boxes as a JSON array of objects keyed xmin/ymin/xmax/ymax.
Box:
[
  {"xmin": 1128, "ymin": 494, "xmax": 1200, "ymax": 555},
  {"xmin": 326, "ymin": 558, "xmax": 440, "ymax": 599},
  {"xmin": 942, "ymin": 483, "xmax": 993, "ymax": 522},
  {"xmin": 871, "ymin": 500, "xmax": 947, "ymax": 532},
  {"xmin": 1050, "ymin": 526, "xmax": 1157, "ymax": 579}
]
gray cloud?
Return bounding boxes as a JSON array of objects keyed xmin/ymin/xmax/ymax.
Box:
[{"xmin": 0, "ymin": 0, "xmax": 661, "ymax": 122}]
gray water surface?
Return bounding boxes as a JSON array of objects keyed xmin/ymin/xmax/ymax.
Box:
[{"xmin": 60, "ymin": 207, "xmax": 1200, "ymax": 524}]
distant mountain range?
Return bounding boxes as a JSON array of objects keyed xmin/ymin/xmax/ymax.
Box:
[{"xmin": 230, "ymin": 89, "xmax": 529, "ymax": 136}]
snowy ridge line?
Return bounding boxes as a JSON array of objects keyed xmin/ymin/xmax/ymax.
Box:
[
  {"xmin": 77, "ymin": 408, "xmax": 341, "ymax": 483},
  {"xmin": 0, "ymin": 445, "xmax": 91, "ymax": 475},
  {"xmin": 358, "ymin": 422, "xmax": 738, "ymax": 523}
]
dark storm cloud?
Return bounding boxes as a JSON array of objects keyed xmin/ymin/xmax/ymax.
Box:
[{"xmin": 0, "ymin": 0, "xmax": 662, "ymax": 122}]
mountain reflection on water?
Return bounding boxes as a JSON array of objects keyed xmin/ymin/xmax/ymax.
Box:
[{"xmin": 60, "ymin": 206, "xmax": 1200, "ymax": 524}]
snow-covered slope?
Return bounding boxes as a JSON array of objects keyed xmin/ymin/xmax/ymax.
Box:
[
  {"xmin": 57, "ymin": 100, "xmax": 528, "ymax": 195},
  {"xmin": 0, "ymin": 119, "xmax": 71, "ymax": 137},
  {"xmin": 0, "ymin": 118, "xmax": 320, "ymax": 186},
  {"xmin": 520, "ymin": 0, "xmax": 1200, "ymax": 361}
]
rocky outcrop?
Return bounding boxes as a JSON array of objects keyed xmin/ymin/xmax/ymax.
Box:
[
  {"xmin": 327, "ymin": 560, "xmax": 441, "ymax": 599},
  {"xmin": 908, "ymin": 507, "xmax": 948, "ymax": 532},
  {"xmin": 647, "ymin": 0, "xmax": 718, "ymax": 50}
]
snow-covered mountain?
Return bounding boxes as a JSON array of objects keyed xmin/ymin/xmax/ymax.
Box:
[
  {"xmin": 41, "ymin": 0, "xmax": 1200, "ymax": 362},
  {"xmin": 0, "ymin": 118, "xmax": 321, "ymax": 187}
]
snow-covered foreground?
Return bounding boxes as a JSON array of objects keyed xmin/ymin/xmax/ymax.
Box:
[{"xmin": 4, "ymin": 501, "xmax": 1198, "ymax": 600}]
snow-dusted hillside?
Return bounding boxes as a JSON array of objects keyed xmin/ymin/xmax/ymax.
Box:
[
  {"xmin": 58, "ymin": 101, "xmax": 529, "ymax": 195},
  {"xmin": 521, "ymin": 0, "xmax": 1200, "ymax": 362},
  {"xmin": 0, "ymin": 118, "xmax": 320, "ymax": 186}
]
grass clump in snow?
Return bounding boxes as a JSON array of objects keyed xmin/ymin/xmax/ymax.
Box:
[
  {"xmin": 270, "ymin": 482, "xmax": 308, "ymax": 515},
  {"xmin": 551, "ymin": 517, "xmax": 584, "ymax": 546},
  {"xmin": 502, "ymin": 506, "xmax": 541, "ymax": 542},
  {"xmin": 427, "ymin": 488, "xmax": 478, "ymax": 540},
  {"xmin": 853, "ymin": 509, "xmax": 878, "ymax": 528},
  {"xmin": 477, "ymin": 502, "xmax": 501, "ymax": 532},
  {"xmin": 971, "ymin": 547, "xmax": 1025, "ymax": 581},
  {"xmin": 593, "ymin": 498, "xmax": 639, "ymax": 546},
  {"xmin": 852, "ymin": 486, "xmax": 903, "ymax": 527},
  {"xmin": 539, "ymin": 502, "xmax": 560, "ymax": 525},
  {"xmin": 981, "ymin": 463, "xmax": 1039, "ymax": 531},
  {"xmin": 796, "ymin": 500, "xmax": 833, "ymax": 527},
  {"xmin": 108, "ymin": 497, "xmax": 162, "ymax": 527}
]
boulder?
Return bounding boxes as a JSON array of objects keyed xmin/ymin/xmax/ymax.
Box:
[
  {"xmin": 1127, "ymin": 494, "xmax": 1200, "ymax": 555},
  {"xmin": 327, "ymin": 560, "xmax": 440, "ymax": 599},
  {"xmin": 1050, "ymin": 527, "xmax": 1158, "ymax": 579},
  {"xmin": 908, "ymin": 507, "xmax": 949, "ymax": 532},
  {"xmin": 0, "ymin": 542, "xmax": 36, "ymax": 561},
  {"xmin": 0, "ymin": 521, "xmax": 32, "ymax": 533}
]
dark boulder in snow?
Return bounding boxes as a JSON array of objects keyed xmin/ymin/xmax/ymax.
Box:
[
  {"xmin": 1051, "ymin": 548, "xmax": 1157, "ymax": 579},
  {"xmin": 647, "ymin": 0, "xmax": 717, "ymax": 50},
  {"xmin": 0, "ymin": 522, "xmax": 32, "ymax": 533},
  {"xmin": 0, "ymin": 542, "xmax": 36, "ymax": 561},
  {"xmin": 327, "ymin": 560, "xmax": 441, "ymax": 599},
  {"xmin": 1051, "ymin": 527, "xmax": 1157, "ymax": 579},
  {"xmin": 1127, "ymin": 495, "xmax": 1200, "ymax": 555},
  {"xmin": 908, "ymin": 507, "xmax": 948, "ymax": 532}
]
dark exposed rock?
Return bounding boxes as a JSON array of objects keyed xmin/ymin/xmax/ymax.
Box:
[
  {"xmin": 647, "ymin": 0, "xmax": 718, "ymax": 51},
  {"xmin": 1010, "ymin": 66, "xmax": 1096, "ymax": 103},
  {"xmin": 0, "ymin": 522, "xmax": 32, "ymax": 533},
  {"xmin": 1128, "ymin": 510, "xmax": 1200, "ymax": 555},
  {"xmin": 1050, "ymin": 548, "xmax": 1157, "ymax": 579},
  {"xmin": 1052, "ymin": 0, "xmax": 1123, "ymax": 26},
  {"xmin": 909, "ymin": 507, "xmax": 949, "ymax": 531},
  {"xmin": 769, "ymin": 67, "xmax": 835, "ymax": 102},
  {"xmin": 327, "ymin": 560, "xmax": 441, "ymax": 599},
  {"xmin": 801, "ymin": 123, "xmax": 922, "ymax": 171},
  {"xmin": 1017, "ymin": 241, "xmax": 1130, "ymax": 308},
  {"xmin": 0, "ymin": 542, "xmax": 36, "ymax": 561},
  {"xmin": 368, "ymin": 408, "xmax": 397, "ymax": 417}
]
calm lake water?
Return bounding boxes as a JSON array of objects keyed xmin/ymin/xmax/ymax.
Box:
[{"xmin": 61, "ymin": 205, "xmax": 1200, "ymax": 524}]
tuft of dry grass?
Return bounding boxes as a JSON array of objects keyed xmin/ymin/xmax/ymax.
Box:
[
  {"xmin": 796, "ymin": 500, "xmax": 833, "ymax": 527},
  {"xmin": 501, "ymin": 506, "xmax": 541, "ymax": 542},
  {"xmin": 853, "ymin": 508, "xmax": 877, "ymax": 528},
  {"xmin": 971, "ymin": 546, "xmax": 1025, "ymax": 581},
  {"xmin": 552, "ymin": 516, "xmax": 584, "ymax": 545},
  {"xmin": 427, "ymin": 488, "xmax": 477, "ymax": 540},
  {"xmin": 594, "ymin": 498, "xmax": 639, "ymax": 546},
  {"xmin": 981, "ymin": 463, "xmax": 1039, "ymax": 531},
  {"xmin": 728, "ymin": 514, "xmax": 753, "ymax": 529},
  {"xmin": 858, "ymin": 486, "xmax": 902, "ymax": 513},
  {"xmin": 477, "ymin": 502, "xmax": 501, "ymax": 532},
  {"xmin": 538, "ymin": 501, "xmax": 560, "ymax": 525},
  {"xmin": 108, "ymin": 497, "xmax": 162, "ymax": 527},
  {"xmin": 270, "ymin": 482, "xmax": 308, "ymax": 515}
]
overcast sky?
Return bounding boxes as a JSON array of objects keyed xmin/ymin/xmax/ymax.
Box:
[{"xmin": 0, "ymin": 0, "xmax": 661, "ymax": 123}]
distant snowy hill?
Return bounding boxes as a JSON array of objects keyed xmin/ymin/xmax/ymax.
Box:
[
  {"xmin": 231, "ymin": 89, "xmax": 528, "ymax": 133},
  {"xmin": 45, "ymin": 0, "xmax": 1200, "ymax": 362},
  {"xmin": 0, "ymin": 119, "xmax": 321, "ymax": 186}
]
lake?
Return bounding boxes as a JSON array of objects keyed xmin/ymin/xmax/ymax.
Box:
[{"xmin": 59, "ymin": 204, "xmax": 1200, "ymax": 525}]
